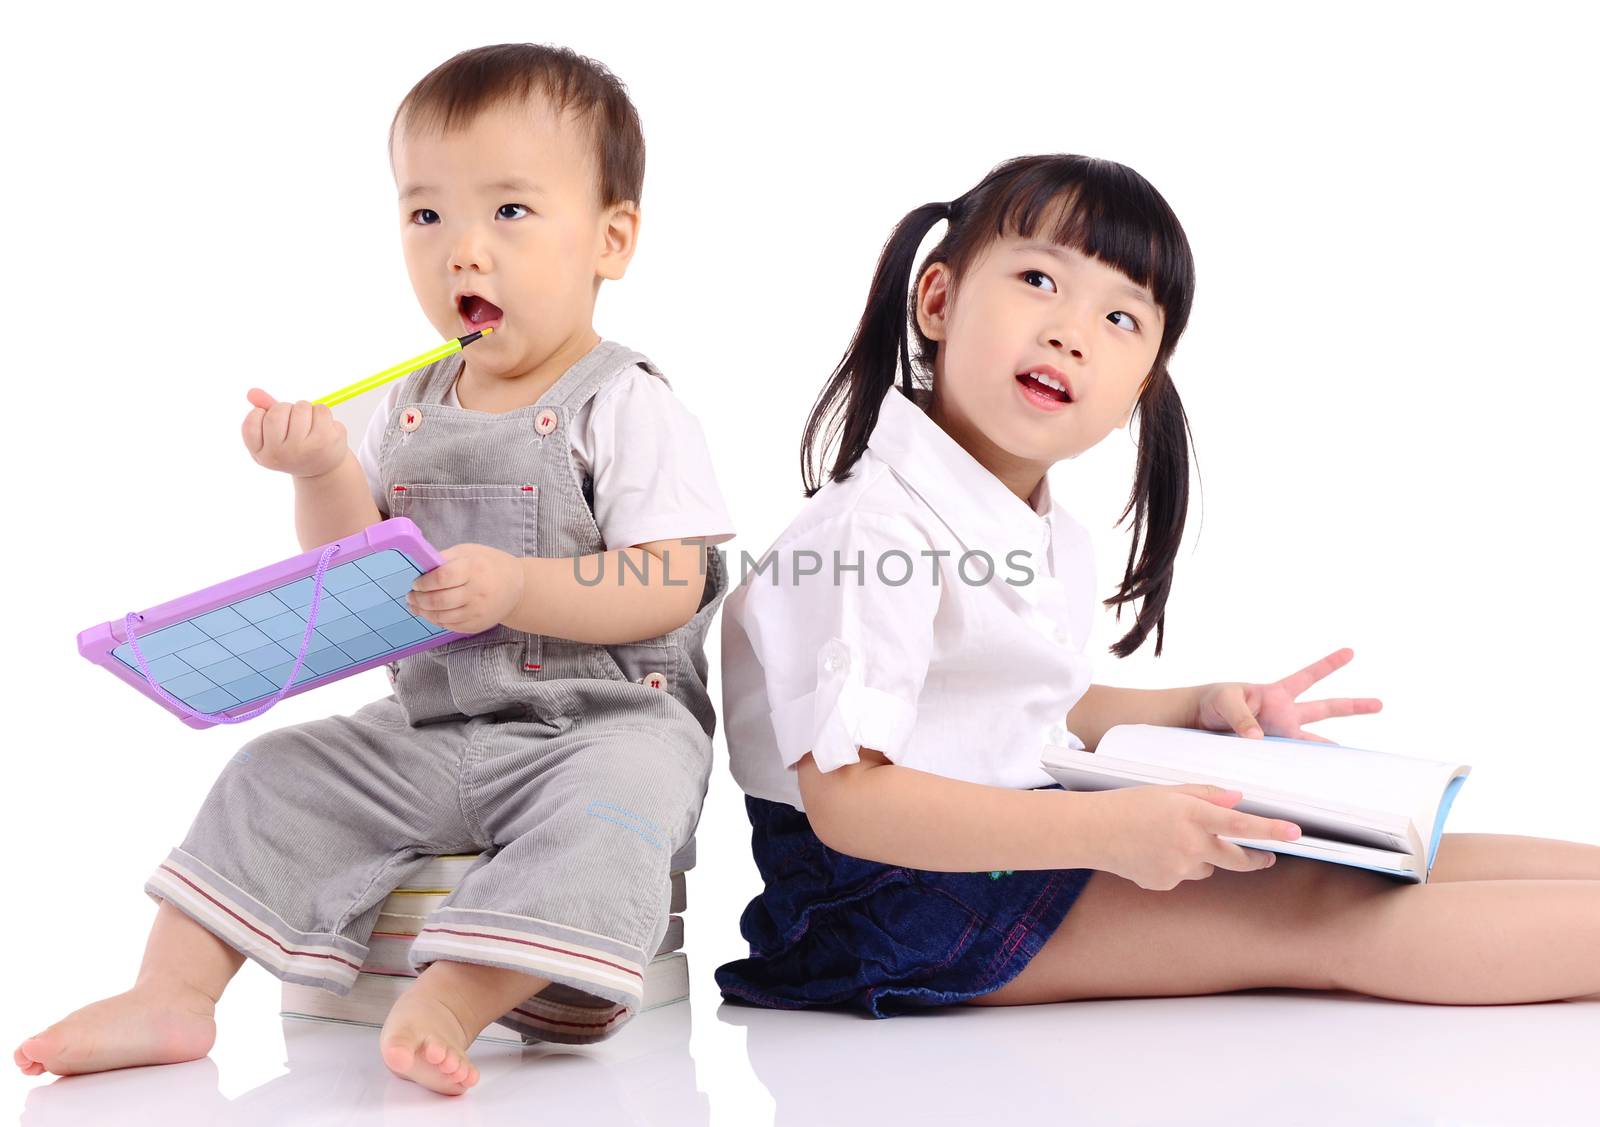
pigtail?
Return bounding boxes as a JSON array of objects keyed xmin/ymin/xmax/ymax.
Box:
[
  {"xmin": 1105, "ymin": 368, "xmax": 1195, "ymax": 658},
  {"xmin": 800, "ymin": 202, "xmax": 951, "ymax": 497}
]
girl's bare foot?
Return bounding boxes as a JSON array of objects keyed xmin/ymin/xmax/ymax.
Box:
[
  {"xmin": 378, "ymin": 986, "xmax": 480, "ymax": 1096},
  {"xmin": 13, "ymin": 984, "xmax": 217, "ymax": 1077}
]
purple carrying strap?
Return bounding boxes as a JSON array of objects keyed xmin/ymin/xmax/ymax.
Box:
[{"xmin": 120, "ymin": 542, "xmax": 343, "ymax": 726}]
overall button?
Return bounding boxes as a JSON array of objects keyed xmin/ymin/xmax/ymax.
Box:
[
  {"xmin": 399, "ymin": 407, "xmax": 423, "ymax": 432},
  {"xmin": 641, "ymin": 671, "xmax": 668, "ymax": 690},
  {"xmin": 534, "ymin": 408, "xmax": 559, "ymax": 435}
]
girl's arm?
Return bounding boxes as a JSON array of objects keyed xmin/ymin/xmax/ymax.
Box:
[
  {"xmin": 797, "ymin": 748, "xmax": 1109, "ymax": 872},
  {"xmin": 1065, "ymin": 683, "xmax": 1206, "ymax": 752},
  {"xmin": 1067, "ymin": 650, "xmax": 1383, "ymax": 749}
]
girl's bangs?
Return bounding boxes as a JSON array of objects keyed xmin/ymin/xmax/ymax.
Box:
[{"xmin": 988, "ymin": 164, "xmax": 1191, "ymax": 323}]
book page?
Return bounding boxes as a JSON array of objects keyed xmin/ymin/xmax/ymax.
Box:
[{"xmin": 1097, "ymin": 725, "xmax": 1464, "ymax": 822}]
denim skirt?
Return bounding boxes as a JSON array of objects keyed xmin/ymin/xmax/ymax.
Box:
[{"xmin": 714, "ymin": 791, "xmax": 1097, "ymax": 1017}]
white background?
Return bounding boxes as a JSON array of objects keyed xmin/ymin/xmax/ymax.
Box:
[{"xmin": 4, "ymin": 1, "xmax": 1598, "ymax": 1124}]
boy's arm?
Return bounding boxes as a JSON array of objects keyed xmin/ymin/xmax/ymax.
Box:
[
  {"xmin": 798, "ymin": 749, "xmax": 1108, "ymax": 872},
  {"xmin": 1066, "ymin": 683, "xmax": 1208, "ymax": 752},
  {"xmin": 501, "ymin": 537, "xmax": 709, "ymax": 644},
  {"xmin": 291, "ymin": 450, "xmax": 382, "ymax": 551}
]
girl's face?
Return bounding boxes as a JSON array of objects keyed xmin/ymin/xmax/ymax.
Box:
[
  {"xmin": 916, "ymin": 234, "xmax": 1165, "ymax": 497},
  {"xmin": 390, "ymin": 97, "xmax": 637, "ymax": 390}
]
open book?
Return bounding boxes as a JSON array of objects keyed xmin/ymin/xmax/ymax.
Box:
[{"xmin": 1040, "ymin": 724, "xmax": 1470, "ymax": 883}]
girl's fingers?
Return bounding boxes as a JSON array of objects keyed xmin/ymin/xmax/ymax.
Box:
[
  {"xmin": 1213, "ymin": 839, "xmax": 1277, "ymax": 872},
  {"xmin": 1224, "ymin": 695, "xmax": 1263, "ymax": 737},
  {"xmin": 1294, "ymin": 696, "xmax": 1382, "ymax": 721},
  {"xmin": 1211, "ymin": 804, "xmax": 1301, "ymax": 842},
  {"xmin": 245, "ymin": 387, "xmax": 277, "ymax": 410},
  {"xmin": 1279, "ymin": 647, "xmax": 1354, "ymax": 696}
]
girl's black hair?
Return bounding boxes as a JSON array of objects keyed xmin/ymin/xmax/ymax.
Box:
[{"xmin": 800, "ymin": 154, "xmax": 1197, "ymax": 658}]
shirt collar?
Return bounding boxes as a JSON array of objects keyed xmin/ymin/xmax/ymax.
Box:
[{"xmin": 867, "ymin": 386, "xmax": 1055, "ymax": 603}]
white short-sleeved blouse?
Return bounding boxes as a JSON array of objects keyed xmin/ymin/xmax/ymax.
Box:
[
  {"xmin": 721, "ymin": 385, "xmax": 1097, "ymax": 812},
  {"xmin": 355, "ymin": 361, "xmax": 735, "ymax": 550}
]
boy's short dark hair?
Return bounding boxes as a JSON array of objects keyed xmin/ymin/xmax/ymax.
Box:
[{"xmin": 390, "ymin": 43, "xmax": 645, "ymax": 208}]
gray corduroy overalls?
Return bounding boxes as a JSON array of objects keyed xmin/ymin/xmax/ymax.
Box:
[{"xmin": 145, "ymin": 338, "xmax": 727, "ymax": 1045}]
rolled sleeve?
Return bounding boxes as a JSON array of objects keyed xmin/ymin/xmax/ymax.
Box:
[{"xmin": 750, "ymin": 513, "xmax": 941, "ymax": 774}]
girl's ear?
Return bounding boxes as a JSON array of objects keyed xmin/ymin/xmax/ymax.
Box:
[
  {"xmin": 914, "ymin": 262, "xmax": 952, "ymax": 341},
  {"xmin": 597, "ymin": 201, "xmax": 641, "ymax": 281}
]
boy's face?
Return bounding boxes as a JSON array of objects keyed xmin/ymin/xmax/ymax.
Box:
[
  {"xmin": 917, "ymin": 233, "xmax": 1165, "ymax": 482},
  {"xmin": 392, "ymin": 95, "xmax": 634, "ymax": 382}
]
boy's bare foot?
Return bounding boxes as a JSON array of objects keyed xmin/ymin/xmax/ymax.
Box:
[
  {"xmin": 13, "ymin": 984, "xmax": 217, "ymax": 1077},
  {"xmin": 378, "ymin": 984, "xmax": 480, "ymax": 1096}
]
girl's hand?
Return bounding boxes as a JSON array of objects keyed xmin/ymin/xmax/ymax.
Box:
[
  {"xmin": 1193, "ymin": 647, "xmax": 1382, "ymax": 744},
  {"xmin": 408, "ymin": 544, "xmax": 526, "ymax": 635},
  {"xmin": 1092, "ymin": 783, "xmax": 1302, "ymax": 890},
  {"xmin": 241, "ymin": 389, "xmax": 347, "ymax": 479}
]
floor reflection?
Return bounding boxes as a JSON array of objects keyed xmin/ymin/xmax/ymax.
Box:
[
  {"xmin": 21, "ymin": 1002, "xmax": 709, "ymax": 1127},
  {"xmin": 720, "ymin": 988, "xmax": 1600, "ymax": 1126}
]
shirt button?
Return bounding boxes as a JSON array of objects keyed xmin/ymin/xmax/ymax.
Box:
[
  {"xmin": 821, "ymin": 641, "xmax": 850, "ymax": 675},
  {"xmin": 1046, "ymin": 722, "xmax": 1072, "ymax": 747},
  {"xmin": 1053, "ymin": 625, "xmax": 1072, "ymax": 645},
  {"xmin": 641, "ymin": 671, "xmax": 668, "ymax": 690}
]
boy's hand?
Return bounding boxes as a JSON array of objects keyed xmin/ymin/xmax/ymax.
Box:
[
  {"xmin": 241, "ymin": 388, "xmax": 347, "ymax": 479},
  {"xmin": 1192, "ymin": 647, "xmax": 1383, "ymax": 743},
  {"xmin": 408, "ymin": 544, "xmax": 525, "ymax": 635}
]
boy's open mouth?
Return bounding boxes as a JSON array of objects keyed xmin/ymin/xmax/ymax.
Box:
[{"xmin": 457, "ymin": 292, "xmax": 505, "ymax": 329}]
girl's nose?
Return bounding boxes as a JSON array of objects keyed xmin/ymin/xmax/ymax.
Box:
[{"xmin": 1044, "ymin": 323, "xmax": 1087, "ymax": 361}]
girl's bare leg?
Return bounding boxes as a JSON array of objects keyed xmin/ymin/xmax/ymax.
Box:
[
  {"xmin": 1428, "ymin": 832, "xmax": 1600, "ymax": 882},
  {"xmin": 14, "ymin": 900, "xmax": 246, "ymax": 1077},
  {"xmin": 966, "ymin": 853, "xmax": 1600, "ymax": 1008}
]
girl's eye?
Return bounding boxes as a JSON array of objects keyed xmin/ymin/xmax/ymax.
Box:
[
  {"xmin": 1108, "ymin": 310, "xmax": 1141, "ymax": 333},
  {"xmin": 497, "ymin": 203, "xmax": 530, "ymax": 220},
  {"xmin": 410, "ymin": 208, "xmax": 440, "ymax": 226},
  {"xmin": 1021, "ymin": 269, "xmax": 1057, "ymax": 293}
]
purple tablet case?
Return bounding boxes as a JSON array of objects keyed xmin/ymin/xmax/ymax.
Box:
[{"xmin": 77, "ymin": 518, "xmax": 471, "ymax": 729}]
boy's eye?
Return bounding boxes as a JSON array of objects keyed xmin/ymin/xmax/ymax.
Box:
[
  {"xmin": 1021, "ymin": 269, "xmax": 1057, "ymax": 293},
  {"xmin": 498, "ymin": 204, "xmax": 531, "ymax": 220},
  {"xmin": 1108, "ymin": 310, "xmax": 1141, "ymax": 333},
  {"xmin": 410, "ymin": 208, "xmax": 440, "ymax": 226}
]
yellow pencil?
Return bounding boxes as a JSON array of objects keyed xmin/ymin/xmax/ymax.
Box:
[{"xmin": 313, "ymin": 327, "xmax": 494, "ymax": 408}]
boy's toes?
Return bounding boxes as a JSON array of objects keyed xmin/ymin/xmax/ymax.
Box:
[{"xmin": 380, "ymin": 1033, "xmax": 473, "ymax": 1096}]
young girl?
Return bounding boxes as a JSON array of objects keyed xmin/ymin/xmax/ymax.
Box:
[{"xmin": 716, "ymin": 153, "xmax": 1600, "ymax": 1015}]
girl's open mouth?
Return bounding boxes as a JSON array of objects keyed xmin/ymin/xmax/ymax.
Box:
[
  {"xmin": 457, "ymin": 293, "xmax": 504, "ymax": 331},
  {"xmin": 1015, "ymin": 370, "xmax": 1073, "ymax": 412}
]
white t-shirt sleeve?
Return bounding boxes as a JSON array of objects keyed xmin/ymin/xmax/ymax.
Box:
[
  {"xmin": 743, "ymin": 511, "xmax": 941, "ymax": 774},
  {"xmin": 573, "ymin": 365, "xmax": 736, "ymax": 549},
  {"xmin": 353, "ymin": 382, "xmax": 404, "ymax": 518}
]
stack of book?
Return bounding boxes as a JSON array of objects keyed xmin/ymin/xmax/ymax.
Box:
[{"xmin": 280, "ymin": 839, "xmax": 696, "ymax": 1044}]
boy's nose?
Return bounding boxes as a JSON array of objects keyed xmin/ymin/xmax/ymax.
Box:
[{"xmin": 448, "ymin": 234, "xmax": 492, "ymax": 274}]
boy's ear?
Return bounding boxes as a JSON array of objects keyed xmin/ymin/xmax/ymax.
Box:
[
  {"xmin": 914, "ymin": 263, "xmax": 951, "ymax": 341},
  {"xmin": 597, "ymin": 201, "xmax": 641, "ymax": 281}
]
